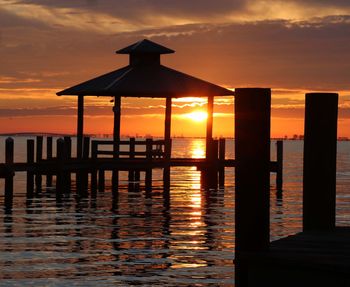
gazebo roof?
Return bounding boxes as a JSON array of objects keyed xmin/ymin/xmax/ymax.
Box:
[
  {"xmin": 57, "ymin": 39, "xmax": 234, "ymax": 98},
  {"xmin": 116, "ymin": 39, "xmax": 175, "ymax": 55}
]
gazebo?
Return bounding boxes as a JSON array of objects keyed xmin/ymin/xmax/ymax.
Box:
[{"xmin": 57, "ymin": 39, "xmax": 234, "ymax": 160}]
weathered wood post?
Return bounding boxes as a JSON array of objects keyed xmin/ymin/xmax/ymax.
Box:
[
  {"xmin": 128, "ymin": 137, "xmax": 136, "ymax": 181},
  {"xmin": 235, "ymin": 88, "xmax": 271, "ymax": 287},
  {"xmin": 77, "ymin": 136, "xmax": 90, "ymax": 197},
  {"xmin": 5, "ymin": 137, "xmax": 14, "ymax": 209},
  {"xmin": 112, "ymin": 96, "xmax": 121, "ymax": 191},
  {"xmin": 91, "ymin": 140, "xmax": 98, "ymax": 197},
  {"xmin": 145, "ymin": 138, "xmax": 153, "ymax": 195},
  {"xmin": 77, "ymin": 95, "xmax": 84, "ymax": 159},
  {"xmin": 276, "ymin": 140, "xmax": 283, "ymax": 192},
  {"xmin": 164, "ymin": 97, "xmax": 172, "ymax": 160},
  {"xmin": 56, "ymin": 138, "xmax": 65, "ymax": 197},
  {"xmin": 219, "ymin": 138, "xmax": 226, "ymax": 187},
  {"xmin": 35, "ymin": 136, "xmax": 43, "ymax": 192},
  {"xmin": 64, "ymin": 136, "xmax": 72, "ymax": 191},
  {"xmin": 46, "ymin": 136, "xmax": 53, "ymax": 187},
  {"xmin": 26, "ymin": 139, "xmax": 35, "ymax": 198},
  {"xmin": 206, "ymin": 95, "xmax": 214, "ymax": 160},
  {"xmin": 303, "ymin": 93, "xmax": 338, "ymax": 232}
]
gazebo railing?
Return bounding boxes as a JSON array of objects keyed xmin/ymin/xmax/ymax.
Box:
[{"xmin": 91, "ymin": 138, "xmax": 166, "ymax": 159}]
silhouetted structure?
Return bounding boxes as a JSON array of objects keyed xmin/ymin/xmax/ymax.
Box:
[
  {"xmin": 235, "ymin": 91, "xmax": 350, "ymax": 287},
  {"xmin": 57, "ymin": 39, "xmax": 233, "ymax": 160}
]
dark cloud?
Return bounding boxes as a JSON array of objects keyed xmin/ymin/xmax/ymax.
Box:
[{"xmin": 1, "ymin": 9, "xmax": 350, "ymax": 92}]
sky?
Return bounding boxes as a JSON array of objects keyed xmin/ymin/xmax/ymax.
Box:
[{"xmin": 1, "ymin": 0, "xmax": 350, "ymax": 138}]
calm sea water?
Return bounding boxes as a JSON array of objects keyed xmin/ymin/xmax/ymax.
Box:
[{"xmin": 0, "ymin": 137, "xmax": 350, "ymax": 286}]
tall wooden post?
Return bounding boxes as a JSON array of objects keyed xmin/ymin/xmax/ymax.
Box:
[
  {"xmin": 219, "ymin": 138, "xmax": 226, "ymax": 187},
  {"xmin": 5, "ymin": 137, "xmax": 14, "ymax": 210},
  {"xmin": 276, "ymin": 140, "xmax": 283, "ymax": 192},
  {"xmin": 26, "ymin": 139, "xmax": 35, "ymax": 198},
  {"xmin": 64, "ymin": 136, "xmax": 72, "ymax": 191},
  {"xmin": 77, "ymin": 95, "xmax": 84, "ymax": 159},
  {"xmin": 46, "ymin": 136, "xmax": 53, "ymax": 187},
  {"xmin": 206, "ymin": 95, "xmax": 214, "ymax": 159},
  {"xmin": 35, "ymin": 136, "xmax": 43, "ymax": 192},
  {"xmin": 56, "ymin": 138, "xmax": 65, "ymax": 198},
  {"xmin": 164, "ymin": 97, "xmax": 172, "ymax": 160},
  {"xmin": 235, "ymin": 88, "xmax": 271, "ymax": 287},
  {"xmin": 303, "ymin": 93, "xmax": 338, "ymax": 232},
  {"xmin": 112, "ymin": 96, "xmax": 121, "ymax": 189}
]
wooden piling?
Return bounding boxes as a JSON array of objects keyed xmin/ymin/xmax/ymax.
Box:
[
  {"xmin": 26, "ymin": 139, "xmax": 35, "ymax": 198},
  {"xmin": 98, "ymin": 169, "xmax": 105, "ymax": 193},
  {"xmin": 164, "ymin": 97, "xmax": 172, "ymax": 160},
  {"xmin": 56, "ymin": 138, "xmax": 65, "ymax": 197},
  {"xmin": 303, "ymin": 93, "xmax": 338, "ymax": 232},
  {"xmin": 5, "ymin": 137, "xmax": 14, "ymax": 209},
  {"xmin": 276, "ymin": 140, "xmax": 283, "ymax": 192},
  {"xmin": 235, "ymin": 88, "xmax": 271, "ymax": 287},
  {"xmin": 91, "ymin": 140, "xmax": 97, "ymax": 197},
  {"xmin": 35, "ymin": 136, "xmax": 43, "ymax": 192},
  {"xmin": 46, "ymin": 136, "xmax": 53, "ymax": 187},
  {"xmin": 206, "ymin": 95, "xmax": 214, "ymax": 159},
  {"xmin": 77, "ymin": 136, "xmax": 89, "ymax": 197},
  {"xmin": 64, "ymin": 136, "xmax": 72, "ymax": 191},
  {"xmin": 145, "ymin": 138, "xmax": 153, "ymax": 194},
  {"xmin": 77, "ymin": 95, "xmax": 84, "ymax": 159},
  {"xmin": 112, "ymin": 96, "xmax": 121, "ymax": 191},
  {"xmin": 128, "ymin": 137, "xmax": 136, "ymax": 181},
  {"xmin": 219, "ymin": 138, "xmax": 226, "ymax": 187}
]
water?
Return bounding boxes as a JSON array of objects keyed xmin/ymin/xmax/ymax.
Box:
[{"xmin": 0, "ymin": 137, "xmax": 350, "ymax": 286}]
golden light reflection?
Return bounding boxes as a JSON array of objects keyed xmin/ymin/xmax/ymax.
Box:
[{"xmin": 190, "ymin": 140, "xmax": 206, "ymax": 159}]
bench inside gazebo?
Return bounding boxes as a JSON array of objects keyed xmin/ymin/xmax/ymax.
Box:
[{"xmin": 57, "ymin": 39, "xmax": 234, "ymax": 163}]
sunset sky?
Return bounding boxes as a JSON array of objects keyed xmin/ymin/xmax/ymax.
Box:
[{"xmin": 1, "ymin": 0, "xmax": 350, "ymax": 137}]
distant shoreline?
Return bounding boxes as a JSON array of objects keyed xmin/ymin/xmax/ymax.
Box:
[{"xmin": 0, "ymin": 132, "xmax": 349, "ymax": 141}]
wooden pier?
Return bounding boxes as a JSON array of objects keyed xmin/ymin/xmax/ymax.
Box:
[
  {"xmin": 0, "ymin": 136, "xmax": 283, "ymax": 209},
  {"xmin": 235, "ymin": 90, "xmax": 348, "ymax": 287}
]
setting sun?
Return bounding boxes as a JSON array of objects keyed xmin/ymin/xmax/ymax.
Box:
[{"xmin": 185, "ymin": 111, "xmax": 208, "ymax": 122}]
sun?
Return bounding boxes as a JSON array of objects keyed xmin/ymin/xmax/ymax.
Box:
[{"xmin": 186, "ymin": 111, "xmax": 208, "ymax": 122}]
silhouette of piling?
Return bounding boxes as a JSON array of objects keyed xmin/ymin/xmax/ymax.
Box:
[
  {"xmin": 4, "ymin": 137, "xmax": 14, "ymax": 210},
  {"xmin": 303, "ymin": 93, "xmax": 338, "ymax": 232},
  {"xmin": 64, "ymin": 136, "xmax": 72, "ymax": 191},
  {"xmin": 219, "ymin": 138, "xmax": 226, "ymax": 187},
  {"xmin": 77, "ymin": 137, "xmax": 89, "ymax": 197},
  {"xmin": 235, "ymin": 88, "xmax": 271, "ymax": 287},
  {"xmin": 26, "ymin": 139, "xmax": 35, "ymax": 197},
  {"xmin": 206, "ymin": 95, "xmax": 214, "ymax": 159},
  {"xmin": 77, "ymin": 95, "xmax": 84, "ymax": 159},
  {"xmin": 145, "ymin": 138, "xmax": 153, "ymax": 195},
  {"xmin": 91, "ymin": 141, "xmax": 98, "ymax": 197},
  {"xmin": 99, "ymin": 169, "xmax": 105, "ymax": 193},
  {"xmin": 56, "ymin": 138, "xmax": 65, "ymax": 197},
  {"xmin": 35, "ymin": 136, "xmax": 43, "ymax": 192},
  {"xmin": 128, "ymin": 137, "xmax": 136, "ymax": 181},
  {"xmin": 46, "ymin": 136, "xmax": 53, "ymax": 187},
  {"xmin": 276, "ymin": 140, "xmax": 283, "ymax": 192}
]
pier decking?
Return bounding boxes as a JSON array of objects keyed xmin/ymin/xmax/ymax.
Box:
[{"xmin": 242, "ymin": 228, "xmax": 350, "ymax": 286}]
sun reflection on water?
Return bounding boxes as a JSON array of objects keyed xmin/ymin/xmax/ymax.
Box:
[{"xmin": 190, "ymin": 139, "xmax": 205, "ymax": 158}]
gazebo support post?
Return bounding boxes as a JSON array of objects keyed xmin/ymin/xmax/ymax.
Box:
[
  {"xmin": 163, "ymin": 97, "xmax": 172, "ymax": 184},
  {"xmin": 112, "ymin": 96, "xmax": 121, "ymax": 190},
  {"xmin": 164, "ymin": 97, "xmax": 172, "ymax": 159},
  {"xmin": 77, "ymin": 95, "xmax": 84, "ymax": 159},
  {"xmin": 206, "ymin": 95, "xmax": 214, "ymax": 160}
]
